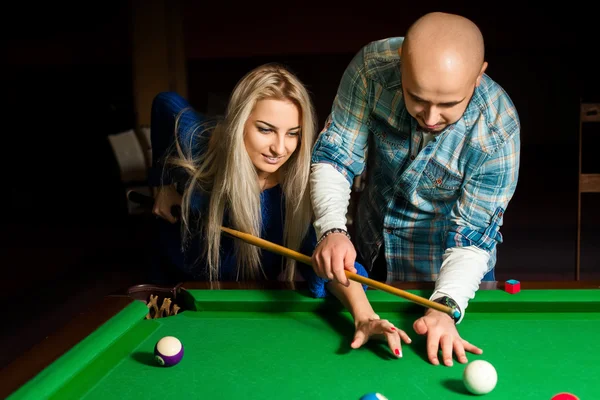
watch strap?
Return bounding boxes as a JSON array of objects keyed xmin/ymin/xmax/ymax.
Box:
[{"xmin": 432, "ymin": 296, "xmax": 461, "ymax": 323}]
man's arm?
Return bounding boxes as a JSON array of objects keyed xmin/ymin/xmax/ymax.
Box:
[
  {"xmin": 310, "ymin": 163, "xmax": 352, "ymax": 240},
  {"xmin": 310, "ymin": 46, "xmax": 372, "ymax": 240},
  {"xmin": 432, "ymin": 131, "xmax": 521, "ymax": 322},
  {"xmin": 430, "ymin": 246, "xmax": 490, "ymax": 323}
]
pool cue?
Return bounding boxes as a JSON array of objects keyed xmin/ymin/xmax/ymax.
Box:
[
  {"xmin": 124, "ymin": 191, "xmax": 458, "ymax": 318},
  {"xmin": 220, "ymin": 226, "xmax": 459, "ymax": 319}
]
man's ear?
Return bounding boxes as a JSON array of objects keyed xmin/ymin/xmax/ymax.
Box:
[{"xmin": 476, "ymin": 61, "xmax": 488, "ymax": 86}]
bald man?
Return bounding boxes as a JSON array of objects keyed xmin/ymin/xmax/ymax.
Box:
[{"xmin": 309, "ymin": 12, "xmax": 520, "ymax": 366}]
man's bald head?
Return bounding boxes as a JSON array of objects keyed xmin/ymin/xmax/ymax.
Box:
[
  {"xmin": 402, "ymin": 12, "xmax": 485, "ymax": 82},
  {"xmin": 400, "ymin": 12, "xmax": 488, "ymax": 133}
]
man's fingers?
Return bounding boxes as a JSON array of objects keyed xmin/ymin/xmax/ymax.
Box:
[
  {"xmin": 312, "ymin": 234, "xmax": 358, "ymax": 284},
  {"xmin": 413, "ymin": 318, "xmax": 428, "ymax": 335},
  {"xmin": 311, "ymin": 252, "xmax": 324, "ymax": 279},
  {"xmin": 331, "ymin": 252, "xmax": 349, "ymax": 286},
  {"xmin": 317, "ymin": 252, "xmax": 333, "ymax": 280},
  {"xmin": 344, "ymin": 258, "xmax": 357, "ymax": 274},
  {"xmin": 440, "ymin": 334, "xmax": 454, "ymax": 366},
  {"xmin": 427, "ymin": 333, "xmax": 441, "ymax": 365},
  {"xmin": 462, "ymin": 339, "xmax": 483, "ymax": 355},
  {"xmin": 453, "ymin": 340, "xmax": 468, "ymax": 364},
  {"xmin": 344, "ymin": 247, "xmax": 358, "ymax": 274}
]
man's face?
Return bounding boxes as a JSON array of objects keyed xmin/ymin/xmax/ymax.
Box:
[{"xmin": 401, "ymin": 57, "xmax": 485, "ymax": 133}]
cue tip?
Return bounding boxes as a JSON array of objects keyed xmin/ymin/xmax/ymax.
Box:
[{"xmin": 453, "ymin": 309, "xmax": 461, "ymax": 320}]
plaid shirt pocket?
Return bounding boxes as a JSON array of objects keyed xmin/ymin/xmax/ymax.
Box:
[{"xmin": 421, "ymin": 158, "xmax": 463, "ymax": 201}]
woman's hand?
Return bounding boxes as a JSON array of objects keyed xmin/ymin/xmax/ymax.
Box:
[
  {"xmin": 352, "ymin": 314, "xmax": 412, "ymax": 358},
  {"xmin": 152, "ymin": 184, "xmax": 182, "ymax": 223}
]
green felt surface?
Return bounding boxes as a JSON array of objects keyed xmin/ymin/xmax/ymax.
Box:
[{"xmin": 8, "ymin": 289, "xmax": 600, "ymax": 399}]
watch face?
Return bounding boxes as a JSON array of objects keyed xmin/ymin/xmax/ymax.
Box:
[{"xmin": 436, "ymin": 297, "xmax": 459, "ymax": 322}]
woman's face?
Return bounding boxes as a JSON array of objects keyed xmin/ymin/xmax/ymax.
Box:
[{"xmin": 243, "ymin": 99, "xmax": 301, "ymax": 179}]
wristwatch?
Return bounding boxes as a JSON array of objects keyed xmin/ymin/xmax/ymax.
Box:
[{"xmin": 432, "ymin": 296, "xmax": 461, "ymax": 324}]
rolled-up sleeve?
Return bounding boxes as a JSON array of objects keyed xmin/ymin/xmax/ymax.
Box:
[
  {"xmin": 311, "ymin": 47, "xmax": 372, "ymax": 185},
  {"xmin": 445, "ymin": 133, "xmax": 520, "ymax": 253}
]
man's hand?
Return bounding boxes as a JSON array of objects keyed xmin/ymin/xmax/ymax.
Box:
[
  {"xmin": 152, "ymin": 184, "xmax": 182, "ymax": 224},
  {"xmin": 311, "ymin": 233, "xmax": 357, "ymax": 286},
  {"xmin": 352, "ymin": 314, "xmax": 412, "ymax": 358},
  {"xmin": 413, "ymin": 309, "xmax": 482, "ymax": 366}
]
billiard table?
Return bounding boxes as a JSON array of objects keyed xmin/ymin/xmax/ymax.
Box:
[{"xmin": 1, "ymin": 281, "xmax": 599, "ymax": 399}]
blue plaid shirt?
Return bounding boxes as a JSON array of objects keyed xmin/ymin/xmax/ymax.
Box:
[{"xmin": 312, "ymin": 37, "xmax": 521, "ymax": 281}]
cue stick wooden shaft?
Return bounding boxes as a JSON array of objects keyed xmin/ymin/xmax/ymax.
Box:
[{"xmin": 220, "ymin": 226, "xmax": 457, "ymax": 317}]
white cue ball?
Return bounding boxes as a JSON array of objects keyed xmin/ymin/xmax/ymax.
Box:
[{"xmin": 463, "ymin": 360, "xmax": 498, "ymax": 395}]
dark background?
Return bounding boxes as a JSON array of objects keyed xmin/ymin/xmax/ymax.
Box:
[{"xmin": 1, "ymin": 1, "xmax": 598, "ymax": 369}]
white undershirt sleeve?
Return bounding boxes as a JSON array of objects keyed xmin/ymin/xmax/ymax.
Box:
[
  {"xmin": 310, "ymin": 163, "xmax": 352, "ymax": 239},
  {"xmin": 430, "ymin": 246, "xmax": 491, "ymax": 323}
]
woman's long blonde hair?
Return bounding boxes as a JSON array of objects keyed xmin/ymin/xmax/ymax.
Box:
[{"xmin": 167, "ymin": 63, "xmax": 317, "ymax": 281}]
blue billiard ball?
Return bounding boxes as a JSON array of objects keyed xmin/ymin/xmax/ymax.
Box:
[
  {"xmin": 154, "ymin": 336, "xmax": 184, "ymax": 367},
  {"xmin": 360, "ymin": 393, "xmax": 388, "ymax": 400}
]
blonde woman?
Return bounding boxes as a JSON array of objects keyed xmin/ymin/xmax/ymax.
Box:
[{"xmin": 149, "ymin": 64, "xmax": 411, "ymax": 357}]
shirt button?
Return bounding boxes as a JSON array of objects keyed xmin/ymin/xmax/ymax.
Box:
[
  {"xmin": 436, "ymin": 178, "xmax": 442, "ymax": 185},
  {"xmin": 386, "ymin": 228, "xmax": 392, "ymax": 234},
  {"xmin": 410, "ymin": 155, "xmax": 415, "ymax": 160},
  {"xmin": 498, "ymin": 211, "xmax": 503, "ymax": 217}
]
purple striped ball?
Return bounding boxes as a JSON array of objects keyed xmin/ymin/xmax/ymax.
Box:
[{"xmin": 154, "ymin": 336, "xmax": 184, "ymax": 367}]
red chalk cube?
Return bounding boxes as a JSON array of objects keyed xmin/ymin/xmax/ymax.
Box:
[{"xmin": 505, "ymin": 279, "xmax": 520, "ymax": 294}]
